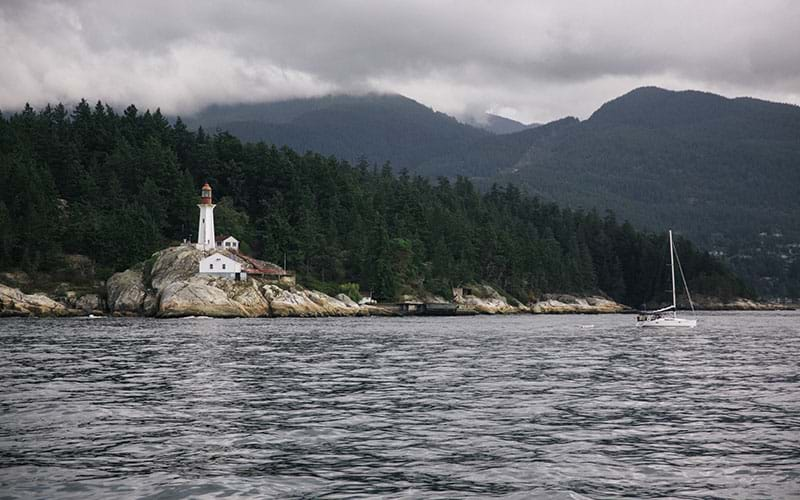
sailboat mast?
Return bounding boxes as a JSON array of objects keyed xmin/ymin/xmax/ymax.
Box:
[{"xmin": 669, "ymin": 230, "xmax": 677, "ymax": 313}]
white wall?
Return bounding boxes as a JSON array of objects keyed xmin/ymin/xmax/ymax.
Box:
[
  {"xmin": 220, "ymin": 237, "xmax": 239, "ymax": 250},
  {"xmin": 199, "ymin": 254, "xmax": 242, "ymax": 274},
  {"xmin": 196, "ymin": 204, "xmax": 216, "ymax": 250}
]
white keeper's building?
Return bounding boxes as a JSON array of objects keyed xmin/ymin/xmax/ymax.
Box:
[
  {"xmin": 199, "ymin": 253, "xmax": 246, "ymax": 281},
  {"xmin": 217, "ymin": 235, "xmax": 240, "ymax": 250}
]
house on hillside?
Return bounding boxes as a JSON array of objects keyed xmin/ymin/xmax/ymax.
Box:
[
  {"xmin": 199, "ymin": 253, "xmax": 246, "ymax": 281},
  {"xmin": 216, "ymin": 235, "xmax": 239, "ymax": 250}
]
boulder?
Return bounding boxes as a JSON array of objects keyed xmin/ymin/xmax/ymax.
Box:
[
  {"xmin": 60, "ymin": 290, "xmax": 79, "ymax": 308},
  {"xmin": 106, "ymin": 268, "xmax": 146, "ymax": 314},
  {"xmin": 307, "ymin": 290, "xmax": 360, "ymax": 315},
  {"xmin": 335, "ymin": 293, "xmax": 360, "ymax": 309},
  {"xmin": 226, "ymin": 280, "xmax": 271, "ymax": 317},
  {"xmin": 531, "ymin": 294, "xmax": 626, "ymax": 313},
  {"xmin": 454, "ymin": 284, "xmax": 525, "ymax": 314},
  {"xmin": 149, "ymin": 246, "xmax": 203, "ymax": 290},
  {"xmin": 143, "ymin": 293, "xmax": 160, "ymax": 316},
  {"xmin": 0, "ymin": 284, "xmax": 70, "ymax": 317},
  {"xmin": 158, "ymin": 276, "xmax": 269, "ymax": 318},
  {"xmin": 262, "ymin": 285, "xmax": 360, "ymax": 317},
  {"xmin": 262, "ymin": 285, "xmax": 326, "ymax": 317},
  {"xmin": 75, "ymin": 293, "xmax": 104, "ymax": 314}
]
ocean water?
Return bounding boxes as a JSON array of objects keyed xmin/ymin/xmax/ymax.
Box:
[{"xmin": 1, "ymin": 312, "xmax": 799, "ymax": 499}]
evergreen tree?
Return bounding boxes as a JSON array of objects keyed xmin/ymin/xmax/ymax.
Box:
[{"xmin": 0, "ymin": 100, "xmax": 756, "ymax": 302}]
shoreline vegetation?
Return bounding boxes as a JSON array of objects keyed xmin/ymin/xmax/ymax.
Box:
[
  {"xmin": 0, "ymin": 101, "xmax": 770, "ymax": 313},
  {"xmin": 0, "ymin": 246, "xmax": 792, "ymax": 319}
]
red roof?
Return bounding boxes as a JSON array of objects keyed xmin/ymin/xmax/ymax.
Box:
[
  {"xmin": 244, "ymin": 268, "xmax": 288, "ymax": 275},
  {"xmin": 232, "ymin": 250, "xmax": 292, "ymax": 276}
]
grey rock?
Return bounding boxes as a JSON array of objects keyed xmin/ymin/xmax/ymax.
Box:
[
  {"xmin": 0, "ymin": 284, "xmax": 70, "ymax": 317},
  {"xmin": 106, "ymin": 268, "xmax": 146, "ymax": 314},
  {"xmin": 158, "ymin": 276, "xmax": 269, "ymax": 318},
  {"xmin": 75, "ymin": 293, "xmax": 103, "ymax": 314}
]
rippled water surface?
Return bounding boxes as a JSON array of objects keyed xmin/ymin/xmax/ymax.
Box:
[{"xmin": 1, "ymin": 313, "xmax": 799, "ymax": 499}]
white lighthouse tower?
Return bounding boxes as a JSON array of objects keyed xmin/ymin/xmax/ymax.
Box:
[{"xmin": 196, "ymin": 183, "xmax": 216, "ymax": 250}]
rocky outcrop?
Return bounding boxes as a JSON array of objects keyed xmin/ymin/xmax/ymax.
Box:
[
  {"xmin": 0, "ymin": 261, "xmax": 104, "ymax": 316},
  {"xmin": 107, "ymin": 268, "xmax": 147, "ymax": 315},
  {"xmin": 148, "ymin": 245, "xmax": 202, "ymax": 290},
  {"xmin": 530, "ymin": 294, "xmax": 627, "ymax": 313},
  {"xmin": 104, "ymin": 245, "xmax": 374, "ymax": 318},
  {"xmin": 13, "ymin": 244, "xmax": 746, "ymax": 319},
  {"xmin": 262, "ymin": 285, "xmax": 362, "ymax": 317},
  {"xmin": 681, "ymin": 296, "xmax": 794, "ymax": 311},
  {"xmin": 158, "ymin": 276, "xmax": 269, "ymax": 318},
  {"xmin": 0, "ymin": 284, "xmax": 71, "ymax": 317},
  {"xmin": 335, "ymin": 293, "xmax": 360, "ymax": 308},
  {"xmin": 453, "ymin": 284, "xmax": 528, "ymax": 314}
]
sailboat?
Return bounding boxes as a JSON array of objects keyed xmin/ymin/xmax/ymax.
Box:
[{"xmin": 636, "ymin": 230, "xmax": 697, "ymax": 328}]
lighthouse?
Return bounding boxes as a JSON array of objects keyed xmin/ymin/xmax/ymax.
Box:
[{"xmin": 196, "ymin": 183, "xmax": 216, "ymax": 250}]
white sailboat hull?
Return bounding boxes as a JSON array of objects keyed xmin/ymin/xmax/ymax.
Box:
[
  {"xmin": 638, "ymin": 316, "xmax": 697, "ymax": 328},
  {"xmin": 636, "ymin": 230, "xmax": 699, "ymax": 329}
]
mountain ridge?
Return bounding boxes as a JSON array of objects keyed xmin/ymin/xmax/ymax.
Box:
[
  {"xmin": 463, "ymin": 113, "xmax": 541, "ymax": 134},
  {"xmin": 181, "ymin": 87, "xmax": 800, "ymax": 296},
  {"xmin": 184, "ymin": 93, "xmax": 489, "ymax": 170}
]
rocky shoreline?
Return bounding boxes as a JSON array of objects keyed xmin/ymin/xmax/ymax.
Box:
[{"xmin": 0, "ymin": 246, "xmax": 794, "ymax": 318}]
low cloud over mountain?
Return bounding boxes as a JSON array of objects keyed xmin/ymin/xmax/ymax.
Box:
[{"xmin": 2, "ymin": 1, "xmax": 799, "ymax": 122}]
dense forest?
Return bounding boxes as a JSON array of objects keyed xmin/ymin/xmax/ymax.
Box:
[
  {"xmin": 420, "ymin": 87, "xmax": 800, "ymax": 297},
  {"xmin": 0, "ymin": 101, "xmax": 753, "ymax": 306},
  {"xmin": 188, "ymin": 89, "xmax": 800, "ymax": 297}
]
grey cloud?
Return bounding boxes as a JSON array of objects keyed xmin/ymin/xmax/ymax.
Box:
[{"xmin": 1, "ymin": 0, "xmax": 798, "ymax": 123}]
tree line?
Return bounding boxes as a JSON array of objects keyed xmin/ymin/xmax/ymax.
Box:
[{"xmin": 0, "ymin": 101, "xmax": 753, "ymax": 305}]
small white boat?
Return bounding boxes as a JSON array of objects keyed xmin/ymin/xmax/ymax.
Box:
[
  {"xmin": 637, "ymin": 230, "xmax": 697, "ymax": 328},
  {"xmin": 637, "ymin": 310, "xmax": 697, "ymax": 328}
]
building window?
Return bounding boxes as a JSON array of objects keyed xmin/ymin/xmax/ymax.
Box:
[
  {"xmin": 202, "ymin": 218, "xmax": 205, "ymax": 223},
  {"xmin": 209, "ymin": 264, "xmax": 214, "ymax": 270},
  {"xmin": 222, "ymin": 264, "xmax": 226, "ymax": 270}
]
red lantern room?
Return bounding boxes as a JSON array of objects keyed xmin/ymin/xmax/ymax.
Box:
[{"xmin": 200, "ymin": 183, "xmax": 213, "ymax": 204}]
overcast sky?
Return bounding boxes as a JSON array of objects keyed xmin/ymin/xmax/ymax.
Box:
[{"xmin": 2, "ymin": 0, "xmax": 799, "ymax": 123}]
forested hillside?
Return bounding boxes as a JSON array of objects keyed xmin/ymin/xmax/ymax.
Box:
[
  {"xmin": 0, "ymin": 101, "xmax": 752, "ymax": 306},
  {"xmin": 421, "ymin": 88, "xmax": 800, "ymax": 297},
  {"xmin": 181, "ymin": 90, "xmax": 800, "ymax": 298}
]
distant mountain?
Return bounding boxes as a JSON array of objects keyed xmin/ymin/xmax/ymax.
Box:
[
  {"xmin": 416, "ymin": 117, "xmax": 579, "ymax": 180},
  {"xmin": 184, "ymin": 88, "xmax": 800, "ymax": 296},
  {"xmin": 183, "ymin": 94, "xmax": 489, "ymax": 170},
  {"xmin": 423, "ymin": 87, "xmax": 800, "ymax": 296},
  {"xmin": 464, "ymin": 113, "xmax": 540, "ymax": 134}
]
